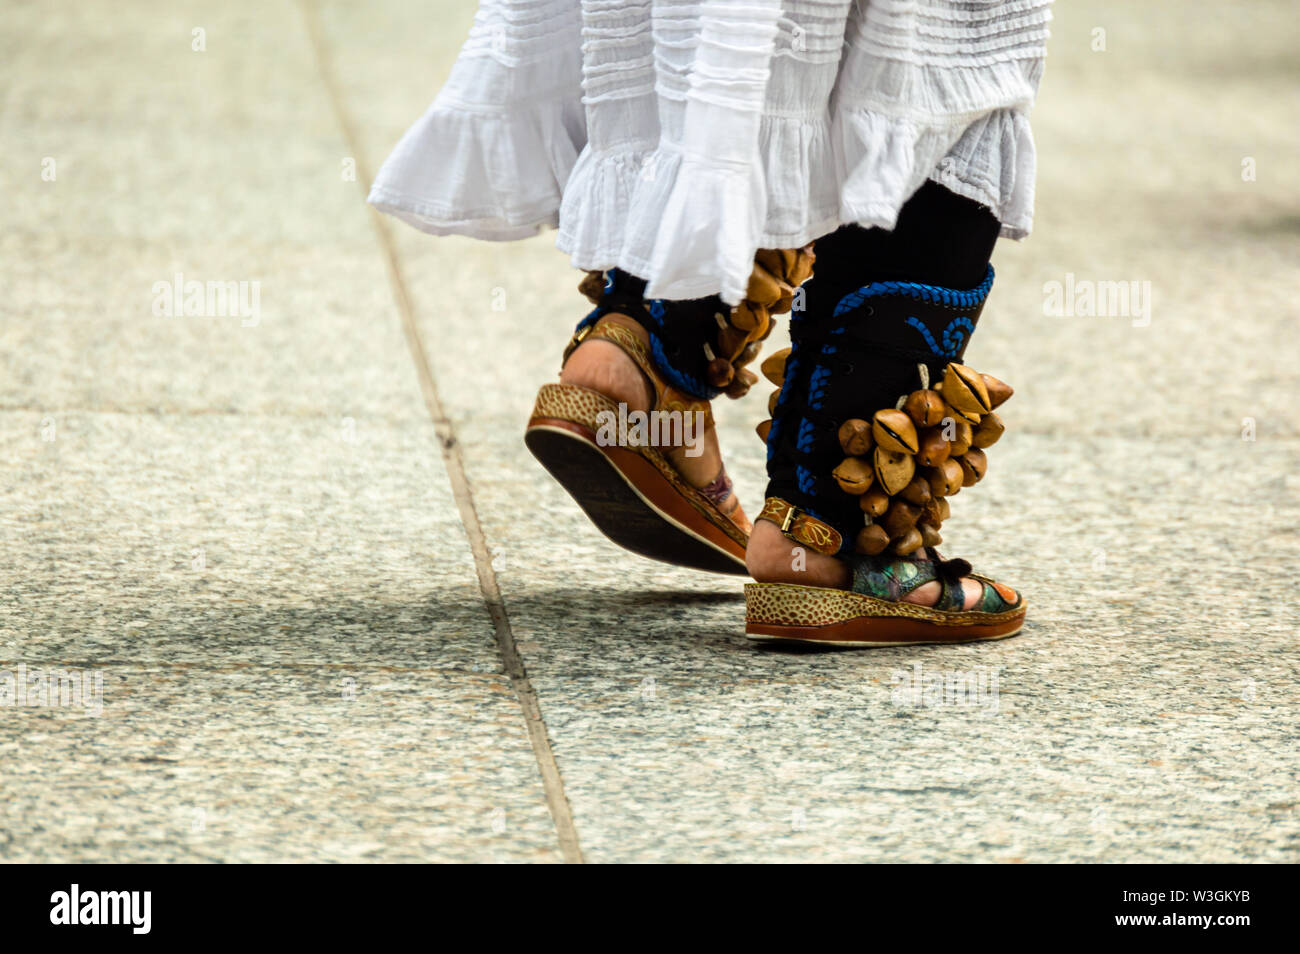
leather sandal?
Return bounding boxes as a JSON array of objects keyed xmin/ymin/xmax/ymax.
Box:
[
  {"xmin": 526, "ymin": 310, "xmax": 751, "ymax": 574},
  {"xmin": 526, "ymin": 254, "xmax": 812, "ymax": 575}
]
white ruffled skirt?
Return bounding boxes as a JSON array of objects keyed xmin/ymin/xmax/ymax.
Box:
[{"xmin": 369, "ymin": 0, "xmax": 1052, "ymax": 303}]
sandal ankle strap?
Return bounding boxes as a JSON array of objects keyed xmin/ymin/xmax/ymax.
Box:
[{"xmin": 756, "ymin": 496, "xmax": 842, "ymax": 555}]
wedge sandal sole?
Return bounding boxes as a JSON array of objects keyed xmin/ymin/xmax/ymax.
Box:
[
  {"xmin": 525, "ymin": 385, "xmax": 748, "ymax": 575},
  {"xmin": 744, "ymin": 582, "xmax": 1025, "ymax": 647}
]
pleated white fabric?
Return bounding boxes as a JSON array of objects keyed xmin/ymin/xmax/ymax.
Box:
[{"xmin": 369, "ymin": 0, "xmax": 1052, "ymax": 303}]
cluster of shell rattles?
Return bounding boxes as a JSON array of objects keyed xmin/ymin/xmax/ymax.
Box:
[{"xmin": 760, "ymin": 358, "xmax": 1012, "ymax": 557}]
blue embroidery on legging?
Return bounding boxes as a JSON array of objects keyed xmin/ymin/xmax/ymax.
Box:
[
  {"xmin": 905, "ymin": 315, "xmax": 975, "ymax": 357},
  {"xmin": 832, "ymin": 265, "xmax": 994, "ymax": 317}
]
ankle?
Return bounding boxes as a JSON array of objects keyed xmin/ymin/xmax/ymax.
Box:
[
  {"xmin": 559, "ymin": 337, "xmax": 653, "ymax": 411},
  {"xmin": 746, "ymin": 518, "xmax": 851, "ymax": 588}
]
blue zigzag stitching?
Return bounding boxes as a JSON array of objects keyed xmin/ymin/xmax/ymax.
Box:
[
  {"xmin": 642, "ymin": 298, "xmax": 720, "ymax": 397},
  {"xmin": 767, "ymin": 357, "xmax": 799, "ymax": 463},
  {"xmin": 832, "ymin": 264, "xmax": 995, "ymax": 317},
  {"xmin": 806, "ymin": 366, "xmax": 831, "ymax": 410},
  {"xmin": 906, "ymin": 315, "xmax": 975, "ymax": 358},
  {"xmin": 765, "ymin": 418, "xmax": 781, "ymax": 461},
  {"xmin": 776, "ymin": 358, "xmax": 798, "ymax": 410},
  {"xmin": 942, "ymin": 317, "xmax": 973, "ymax": 355},
  {"xmin": 796, "ymin": 418, "xmax": 816, "ymax": 453},
  {"xmin": 649, "ymin": 334, "xmax": 715, "ymax": 399}
]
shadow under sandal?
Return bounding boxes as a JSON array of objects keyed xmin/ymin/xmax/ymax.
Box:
[
  {"xmin": 526, "ymin": 256, "xmax": 812, "ymax": 574},
  {"xmin": 746, "ymin": 263, "xmax": 1026, "ymax": 646}
]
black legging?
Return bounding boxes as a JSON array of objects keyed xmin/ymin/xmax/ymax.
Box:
[{"xmin": 811, "ymin": 181, "xmax": 1001, "ymax": 291}]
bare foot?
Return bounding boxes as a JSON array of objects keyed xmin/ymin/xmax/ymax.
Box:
[
  {"xmin": 559, "ymin": 320, "xmax": 744, "ymax": 521},
  {"xmin": 745, "ymin": 517, "xmax": 986, "ymax": 609}
]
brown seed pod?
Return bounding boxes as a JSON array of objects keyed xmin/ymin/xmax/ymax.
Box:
[
  {"xmin": 855, "ymin": 524, "xmax": 890, "ymax": 556},
  {"xmin": 971, "ymin": 412, "xmax": 1004, "ymax": 448},
  {"xmin": 903, "ymin": 389, "xmax": 947, "ymax": 428},
  {"xmin": 956, "ymin": 447, "xmax": 988, "ymax": 486},
  {"xmin": 832, "ymin": 457, "xmax": 875, "ymax": 495},
  {"xmin": 859, "ymin": 486, "xmax": 890, "ymax": 517},
  {"xmin": 942, "ymin": 363, "xmax": 992, "ymax": 417},
  {"xmin": 948, "ymin": 420, "xmax": 974, "ymax": 456},
  {"xmin": 757, "ymin": 245, "xmax": 815, "ymax": 289},
  {"xmin": 731, "ymin": 300, "xmax": 766, "ymax": 332},
  {"xmin": 767, "ymin": 390, "xmax": 780, "ymax": 415},
  {"xmin": 919, "ymin": 523, "xmax": 943, "ymax": 548},
  {"xmin": 944, "ymin": 402, "xmax": 980, "ymax": 426},
  {"xmin": 737, "ymin": 341, "xmax": 762, "ymax": 366},
  {"xmin": 920, "ymin": 497, "xmax": 948, "ymax": 527},
  {"xmin": 717, "ymin": 326, "xmax": 749, "ymax": 360},
  {"xmin": 872, "ymin": 408, "xmax": 919, "ymax": 455},
  {"xmin": 578, "ymin": 270, "xmax": 606, "ymax": 304},
  {"xmin": 874, "ymin": 447, "xmax": 916, "ymax": 496},
  {"xmin": 892, "ymin": 527, "xmax": 924, "ymax": 556},
  {"xmin": 756, "ymin": 419, "xmax": 772, "ymax": 443},
  {"xmin": 707, "ymin": 357, "xmax": 735, "ymax": 388},
  {"xmin": 838, "ymin": 418, "xmax": 874, "ymax": 456},
  {"xmin": 926, "ymin": 459, "xmax": 964, "ymax": 497},
  {"xmin": 882, "ymin": 500, "xmax": 921, "ymax": 538},
  {"xmin": 900, "ymin": 475, "xmax": 932, "ymax": 507},
  {"xmin": 755, "ymin": 248, "xmax": 787, "ymax": 278},
  {"xmin": 916, "ymin": 427, "xmax": 951, "ymax": 468},
  {"xmin": 760, "ymin": 348, "xmax": 789, "ymax": 386},
  {"xmin": 789, "ymin": 247, "xmax": 816, "ymax": 287},
  {"xmin": 725, "ymin": 366, "xmax": 758, "ymax": 399},
  {"xmin": 746, "ymin": 264, "xmax": 784, "ymax": 305},
  {"xmin": 981, "ymin": 373, "xmax": 1013, "ymax": 409}
]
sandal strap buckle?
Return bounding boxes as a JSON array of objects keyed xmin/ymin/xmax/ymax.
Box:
[{"xmin": 758, "ymin": 497, "xmax": 842, "ymax": 555}]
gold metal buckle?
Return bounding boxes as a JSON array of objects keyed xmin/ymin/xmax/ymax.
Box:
[
  {"xmin": 780, "ymin": 505, "xmax": 797, "ymax": 533},
  {"xmin": 563, "ymin": 324, "xmax": 594, "ymax": 367}
]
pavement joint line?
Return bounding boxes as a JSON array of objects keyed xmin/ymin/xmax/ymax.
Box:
[{"xmin": 298, "ymin": 0, "xmax": 585, "ymax": 864}]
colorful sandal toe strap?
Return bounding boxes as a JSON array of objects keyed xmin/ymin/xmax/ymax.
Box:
[
  {"xmin": 848, "ymin": 550, "xmax": 1019, "ymax": 615},
  {"xmin": 848, "ymin": 552, "xmax": 943, "ymax": 602}
]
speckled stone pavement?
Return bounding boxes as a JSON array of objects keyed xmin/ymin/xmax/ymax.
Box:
[{"xmin": 1, "ymin": 1, "xmax": 1295, "ymax": 863}]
